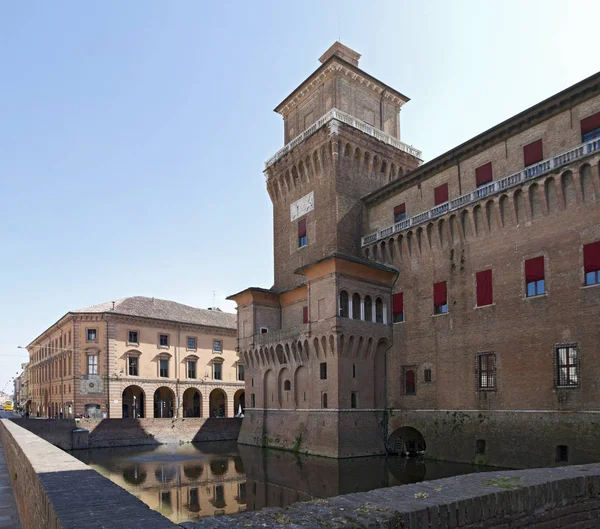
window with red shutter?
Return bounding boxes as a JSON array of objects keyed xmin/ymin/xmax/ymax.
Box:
[
  {"xmin": 475, "ymin": 162, "xmax": 493, "ymax": 187},
  {"xmin": 302, "ymin": 306, "xmax": 308, "ymax": 324},
  {"xmin": 433, "ymin": 281, "xmax": 448, "ymax": 314},
  {"xmin": 393, "ymin": 203, "xmax": 406, "ymax": 223},
  {"xmin": 392, "ymin": 292, "xmax": 404, "ymax": 323},
  {"xmin": 404, "ymin": 369, "xmax": 416, "ymax": 395},
  {"xmin": 581, "ymin": 112, "xmax": 600, "ymax": 142},
  {"xmin": 523, "ymin": 140, "xmax": 543, "ymax": 167},
  {"xmin": 298, "ymin": 219, "xmax": 307, "ymax": 247},
  {"xmin": 584, "ymin": 241, "xmax": 600, "ymax": 285},
  {"xmin": 476, "ymin": 269, "xmax": 493, "ymax": 307},
  {"xmin": 525, "ymin": 256, "xmax": 545, "ymax": 296},
  {"xmin": 434, "ymin": 184, "xmax": 448, "ymax": 206}
]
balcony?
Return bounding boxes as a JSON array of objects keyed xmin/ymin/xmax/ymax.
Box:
[
  {"xmin": 264, "ymin": 108, "xmax": 422, "ymax": 171},
  {"xmin": 253, "ymin": 325, "xmax": 309, "ymax": 347},
  {"xmin": 361, "ymin": 136, "xmax": 600, "ymax": 247}
]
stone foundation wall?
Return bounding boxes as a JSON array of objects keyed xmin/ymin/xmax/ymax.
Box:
[
  {"xmin": 388, "ymin": 410, "xmax": 600, "ymax": 469},
  {"xmin": 0, "ymin": 419, "xmax": 178, "ymax": 529},
  {"xmin": 238, "ymin": 409, "xmax": 386, "ymax": 457},
  {"xmin": 11, "ymin": 417, "xmax": 242, "ymax": 450}
]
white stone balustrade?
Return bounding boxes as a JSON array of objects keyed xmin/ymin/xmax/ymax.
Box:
[
  {"xmin": 265, "ymin": 108, "xmax": 422, "ymax": 171},
  {"xmin": 361, "ymin": 136, "xmax": 600, "ymax": 247}
]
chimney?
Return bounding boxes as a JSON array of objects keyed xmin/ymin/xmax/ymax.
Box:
[
  {"xmin": 111, "ymin": 301, "xmax": 115, "ymax": 311},
  {"xmin": 319, "ymin": 41, "xmax": 361, "ymax": 67}
]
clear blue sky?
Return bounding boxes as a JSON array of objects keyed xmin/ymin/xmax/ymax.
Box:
[{"xmin": 1, "ymin": 0, "xmax": 598, "ymax": 392}]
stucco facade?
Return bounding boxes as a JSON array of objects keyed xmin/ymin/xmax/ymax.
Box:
[{"xmin": 27, "ymin": 297, "xmax": 244, "ymax": 420}]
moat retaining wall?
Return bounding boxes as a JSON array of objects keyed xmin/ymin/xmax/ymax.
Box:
[
  {"xmin": 183, "ymin": 462, "xmax": 600, "ymax": 529},
  {"xmin": 0, "ymin": 418, "xmax": 178, "ymax": 529},
  {"xmin": 10, "ymin": 417, "xmax": 242, "ymax": 450},
  {"xmin": 388, "ymin": 410, "xmax": 600, "ymax": 469}
]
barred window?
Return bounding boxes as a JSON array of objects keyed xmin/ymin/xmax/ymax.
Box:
[
  {"xmin": 477, "ymin": 353, "xmax": 496, "ymax": 390},
  {"xmin": 556, "ymin": 345, "xmax": 578, "ymax": 387}
]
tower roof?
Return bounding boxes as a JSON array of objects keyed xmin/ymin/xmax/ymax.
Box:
[{"xmin": 318, "ymin": 41, "xmax": 361, "ymax": 66}]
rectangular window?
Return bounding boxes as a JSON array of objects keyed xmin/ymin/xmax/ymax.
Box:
[
  {"xmin": 393, "ymin": 203, "xmax": 406, "ymax": 223},
  {"xmin": 392, "ymin": 292, "xmax": 404, "ymax": 322},
  {"xmin": 159, "ymin": 334, "xmax": 169, "ymax": 347},
  {"xmin": 187, "ymin": 337, "xmax": 197, "ymax": 350},
  {"xmin": 475, "ymin": 162, "xmax": 493, "ymax": 187},
  {"xmin": 581, "ymin": 112, "xmax": 600, "ymax": 142},
  {"xmin": 237, "ymin": 364, "xmax": 245, "ymax": 381},
  {"xmin": 476, "ymin": 269, "xmax": 493, "ymax": 307},
  {"xmin": 128, "ymin": 357, "xmax": 138, "ymax": 376},
  {"xmin": 303, "ymin": 305, "xmax": 309, "ymax": 324},
  {"xmin": 556, "ymin": 344, "xmax": 578, "ymax": 387},
  {"xmin": 251, "ymin": 393, "xmax": 256, "ymax": 407},
  {"xmin": 213, "ymin": 362, "xmax": 222, "ymax": 380},
  {"xmin": 433, "ymin": 281, "xmax": 448, "ymax": 314},
  {"xmin": 159, "ymin": 359, "xmax": 169, "ymax": 378},
  {"xmin": 320, "ymin": 362, "xmax": 327, "ymax": 380},
  {"xmin": 525, "ymin": 256, "xmax": 545, "ymax": 296},
  {"xmin": 298, "ymin": 218, "xmax": 307, "ymax": 248},
  {"xmin": 87, "ymin": 355, "xmax": 98, "ymax": 375},
  {"xmin": 87, "ymin": 329, "xmax": 97, "ymax": 342},
  {"xmin": 584, "ymin": 241, "xmax": 600, "ymax": 286},
  {"xmin": 213, "ymin": 340, "xmax": 222, "ymax": 353},
  {"xmin": 523, "ymin": 139, "xmax": 543, "ymax": 166},
  {"xmin": 477, "ymin": 353, "xmax": 496, "ymax": 390},
  {"xmin": 187, "ymin": 361, "xmax": 196, "ymax": 379},
  {"xmin": 424, "ymin": 369, "xmax": 432, "ymax": 383},
  {"xmin": 403, "ymin": 368, "xmax": 416, "ymax": 395},
  {"xmin": 128, "ymin": 331, "xmax": 138, "ymax": 344},
  {"xmin": 260, "ymin": 327, "xmax": 268, "ymax": 334},
  {"xmin": 434, "ymin": 183, "xmax": 449, "ymax": 206}
]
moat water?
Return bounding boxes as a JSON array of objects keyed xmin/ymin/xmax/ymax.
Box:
[{"xmin": 72, "ymin": 442, "xmax": 499, "ymax": 524}]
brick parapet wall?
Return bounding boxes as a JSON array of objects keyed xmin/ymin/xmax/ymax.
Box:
[
  {"xmin": 182, "ymin": 462, "xmax": 600, "ymax": 529},
  {"xmin": 0, "ymin": 418, "xmax": 178, "ymax": 529},
  {"xmin": 10, "ymin": 417, "xmax": 242, "ymax": 450}
]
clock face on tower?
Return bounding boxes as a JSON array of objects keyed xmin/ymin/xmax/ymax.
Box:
[{"xmin": 290, "ymin": 191, "xmax": 314, "ymax": 221}]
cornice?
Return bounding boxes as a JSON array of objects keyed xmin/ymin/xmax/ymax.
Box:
[{"xmin": 275, "ymin": 56, "xmax": 409, "ymax": 116}]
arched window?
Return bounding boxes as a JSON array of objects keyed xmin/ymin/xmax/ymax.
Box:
[
  {"xmin": 364, "ymin": 296, "xmax": 373, "ymax": 322},
  {"xmin": 352, "ymin": 294, "xmax": 361, "ymax": 319},
  {"xmin": 375, "ymin": 298, "xmax": 384, "ymax": 323},
  {"xmin": 350, "ymin": 392, "xmax": 357, "ymax": 409},
  {"xmin": 405, "ymin": 370, "xmax": 416, "ymax": 395},
  {"xmin": 322, "ymin": 393, "xmax": 328, "ymax": 409},
  {"xmin": 284, "ymin": 380, "xmax": 291, "ymax": 391},
  {"xmin": 339, "ymin": 290, "xmax": 349, "ymax": 318}
]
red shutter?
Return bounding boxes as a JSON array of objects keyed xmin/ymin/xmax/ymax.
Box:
[
  {"xmin": 392, "ymin": 292, "xmax": 404, "ymax": 315},
  {"xmin": 394, "ymin": 203, "xmax": 406, "ymax": 216},
  {"xmin": 476, "ymin": 269, "xmax": 493, "ymax": 307},
  {"xmin": 523, "ymin": 140, "xmax": 543, "ymax": 167},
  {"xmin": 302, "ymin": 306, "xmax": 308, "ymax": 324},
  {"xmin": 475, "ymin": 162, "xmax": 493, "ymax": 187},
  {"xmin": 405, "ymin": 370, "xmax": 415, "ymax": 386},
  {"xmin": 434, "ymin": 184, "xmax": 449, "ymax": 206},
  {"xmin": 433, "ymin": 281, "xmax": 447, "ymax": 306},
  {"xmin": 525, "ymin": 256, "xmax": 545, "ymax": 282},
  {"xmin": 581, "ymin": 112, "xmax": 600, "ymax": 135},
  {"xmin": 583, "ymin": 241, "xmax": 600, "ymax": 273},
  {"xmin": 298, "ymin": 219, "xmax": 307, "ymax": 237}
]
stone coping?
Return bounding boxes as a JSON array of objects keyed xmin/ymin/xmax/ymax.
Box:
[
  {"xmin": 0, "ymin": 419, "xmax": 179, "ymax": 529},
  {"xmin": 182, "ymin": 462, "xmax": 600, "ymax": 529}
]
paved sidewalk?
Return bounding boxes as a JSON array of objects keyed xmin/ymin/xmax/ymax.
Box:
[{"xmin": 0, "ymin": 437, "xmax": 22, "ymax": 529}]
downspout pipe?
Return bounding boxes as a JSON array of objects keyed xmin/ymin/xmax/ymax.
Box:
[{"xmin": 383, "ymin": 268, "xmax": 400, "ymax": 453}]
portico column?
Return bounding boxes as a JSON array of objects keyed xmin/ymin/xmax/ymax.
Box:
[{"xmin": 360, "ymin": 300, "xmax": 365, "ymax": 320}]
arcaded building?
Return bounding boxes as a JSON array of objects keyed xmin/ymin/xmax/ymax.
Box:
[
  {"xmin": 229, "ymin": 42, "xmax": 600, "ymax": 463},
  {"xmin": 27, "ymin": 296, "xmax": 244, "ymax": 419}
]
